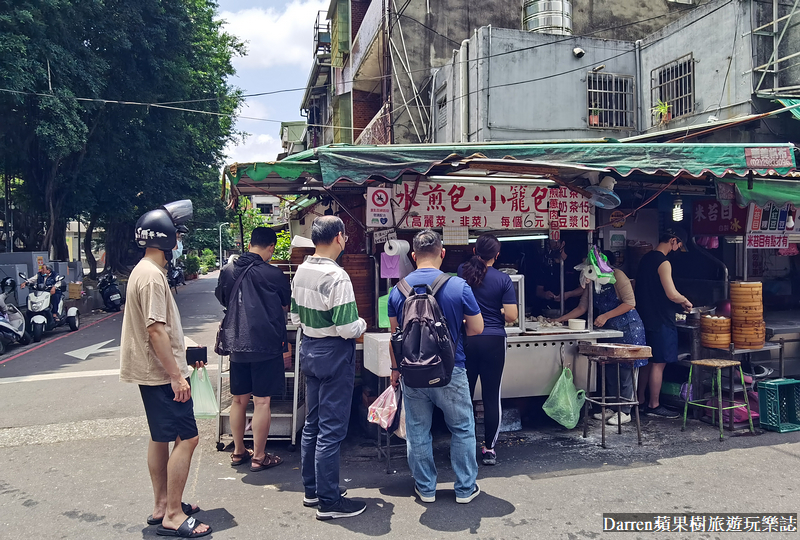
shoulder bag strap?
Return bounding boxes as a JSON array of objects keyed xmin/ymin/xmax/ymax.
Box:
[
  {"xmin": 430, "ymin": 273, "xmax": 451, "ymax": 296},
  {"xmin": 225, "ymin": 261, "xmax": 257, "ymax": 308},
  {"xmin": 395, "ymin": 278, "xmax": 413, "ymax": 298}
]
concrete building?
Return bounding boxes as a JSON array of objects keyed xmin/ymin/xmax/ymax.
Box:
[
  {"xmin": 300, "ymin": 0, "xmax": 798, "ymax": 147},
  {"xmin": 431, "ymin": 0, "xmax": 800, "ymax": 144}
]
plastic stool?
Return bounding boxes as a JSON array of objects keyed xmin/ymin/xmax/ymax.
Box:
[
  {"xmin": 681, "ymin": 359, "xmax": 755, "ymax": 440},
  {"xmin": 582, "ymin": 356, "xmax": 642, "ymax": 448}
]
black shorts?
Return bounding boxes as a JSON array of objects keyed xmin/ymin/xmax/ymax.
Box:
[
  {"xmin": 645, "ymin": 324, "xmax": 679, "ymax": 364},
  {"xmin": 229, "ymin": 354, "xmax": 285, "ymax": 397},
  {"xmin": 139, "ymin": 380, "xmax": 199, "ymax": 443}
]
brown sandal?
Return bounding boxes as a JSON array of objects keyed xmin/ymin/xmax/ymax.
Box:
[
  {"xmin": 230, "ymin": 449, "xmax": 253, "ymax": 467},
  {"xmin": 249, "ymin": 453, "xmax": 283, "ymax": 472}
]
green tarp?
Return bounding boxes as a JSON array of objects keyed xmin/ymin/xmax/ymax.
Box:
[
  {"xmin": 226, "ymin": 142, "xmax": 797, "ymax": 187},
  {"xmin": 721, "ymin": 178, "xmax": 800, "ymax": 207},
  {"xmin": 777, "ymin": 98, "xmax": 800, "ymax": 121}
]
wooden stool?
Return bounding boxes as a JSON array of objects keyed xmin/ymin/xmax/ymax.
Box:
[
  {"xmin": 681, "ymin": 359, "xmax": 755, "ymax": 440},
  {"xmin": 582, "ymin": 356, "xmax": 642, "ymax": 448}
]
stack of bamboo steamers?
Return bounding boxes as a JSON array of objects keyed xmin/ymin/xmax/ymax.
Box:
[
  {"xmin": 700, "ymin": 314, "xmax": 731, "ymax": 349},
  {"xmin": 729, "ymin": 281, "xmax": 765, "ymax": 349}
]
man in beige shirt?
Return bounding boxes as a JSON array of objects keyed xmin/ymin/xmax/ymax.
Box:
[{"xmin": 120, "ymin": 200, "xmax": 211, "ymax": 538}]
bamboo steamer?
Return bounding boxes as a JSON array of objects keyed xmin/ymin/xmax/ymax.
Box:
[
  {"xmin": 730, "ymin": 281, "xmax": 763, "ymax": 290},
  {"xmin": 701, "ymin": 334, "xmax": 732, "ymax": 349},
  {"xmin": 700, "ymin": 316, "xmax": 731, "ymax": 333}
]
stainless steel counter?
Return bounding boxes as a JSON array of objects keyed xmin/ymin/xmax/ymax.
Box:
[{"xmin": 474, "ymin": 329, "xmax": 625, "ymax": 399}]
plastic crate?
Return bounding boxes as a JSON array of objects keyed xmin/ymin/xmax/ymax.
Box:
[{"xmin": 758, "ymin": 378, "xmax": 800, "ymax": 433}]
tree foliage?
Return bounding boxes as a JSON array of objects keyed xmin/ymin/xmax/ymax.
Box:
[{"xmin": 0, "ymin": 0, "xmax": 244, "ymax": 275}]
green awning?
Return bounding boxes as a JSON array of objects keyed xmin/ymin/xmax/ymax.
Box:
[
  {"xmin": 719, "ymin": 178, "xmax": 800, "ymax": 207},
  {"xmin": 226, "ymin": 141, "xmax": 797, "ymax": 188},
  {"xmin": 777, "ymin": 98, "xmax": 800, "ymax": 121}
]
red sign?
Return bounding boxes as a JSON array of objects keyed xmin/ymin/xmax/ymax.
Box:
[
  {"xmin": 744, "ymin": 147, "xmax": 793, "ymax": 169},
  {"xmin": 692, "ymin": 199, "xmax": 746, "ymax": 236},
  {"xmin": 747, "ymin": 234, "xmax": 789, "ymax": 249}
]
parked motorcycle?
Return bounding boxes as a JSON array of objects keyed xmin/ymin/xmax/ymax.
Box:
[
  {"xmin": 167, "ymin": 261, "xmax": 185, "ymax": 293},
  {"xmin": 0, "ymin": 278, "xmax": 31, "ymax": 353},
  {"xmin": 19, "ymin": 272, "xmax": 80, "ymax": 342},
  {"xmin": 97, "ymin": 272, "xmax": 122, "ymax": 312}
]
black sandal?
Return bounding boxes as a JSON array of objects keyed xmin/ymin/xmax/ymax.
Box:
[
  {"xmin": 249, "ymin": 453, "xmax": 282, "ymax": 472},
  {"xmin": 147, "ymin": 503, "xmax": 200, "ymax": 526},
  {"xmin": 230, "ymin": 449, "xmax": 253, "ymax": 467}
]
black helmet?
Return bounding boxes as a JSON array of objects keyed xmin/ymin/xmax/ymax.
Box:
[
  {"xmin": 135, "ymin": 199, "xmax": 193, "ymax": 251},
  {"xmin": 0, "ymin": 277, "xmax": 15, "ymax": 293}
]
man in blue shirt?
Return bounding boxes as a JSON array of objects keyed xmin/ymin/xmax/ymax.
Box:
[{"xmin": 388, "ymin": 229, "xmax": 484, "ymax": 504}]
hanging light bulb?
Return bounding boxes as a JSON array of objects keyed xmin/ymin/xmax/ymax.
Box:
[
  {"xmin": 787, "ymin": 207, "xmax": 796, "ymax": 230},
  {"xmin": 673, "ymin": 197, "xmax": 684, "ymax": 222}
]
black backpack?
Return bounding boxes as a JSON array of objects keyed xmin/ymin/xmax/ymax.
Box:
[{"xmin": 391, "ymin": 274, "xmax": 456, "ymax": 388}]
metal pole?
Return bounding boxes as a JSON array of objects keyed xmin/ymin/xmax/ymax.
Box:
[
  {"xmin": 219, "ymin": 223, "xmax": 225, "ymax": 268},
  {"xmin": 238, "ymin": 213, "xmax": 245, "ymax": 251},
  {"xmin": 588, "ymin": 230, "xmax": 593, "ymax": 331},
  {"xmin": 77, "ymin": 218, "xmax": 81, "ymax": 263},
  {"xmin": 3, "ymin": 172, "xmax": 8, "ymax": 253},
  {"xmin": 559, "ymin": 258, "xmax": 565, "ymax": 316}
]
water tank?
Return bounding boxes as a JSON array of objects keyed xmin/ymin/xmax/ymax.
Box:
[{"xmin": 523, "ymin": 0, "xmax": 572, "ymax": 35}]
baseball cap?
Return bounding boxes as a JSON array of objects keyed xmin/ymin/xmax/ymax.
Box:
[{"xmin": 661, "ymin": 229, "xmax": 688, "ymax": 252}]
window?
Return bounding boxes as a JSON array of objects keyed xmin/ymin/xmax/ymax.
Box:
[
  {"xmin": 436, "ymin": 97, "xmax": 447, "ymax": 129},
  {"xmin": 256, "ymin": 203, "xmax": 274, "ymax": 215},
  {"xmin": 587, "ymin": 72, "xmax": 635, "ymax": 129},
  {"xmin": 651, "ymin": 54, "xmax": 695, "ymax": 126}
]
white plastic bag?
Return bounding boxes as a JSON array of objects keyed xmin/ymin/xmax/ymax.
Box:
[
  {"xmin": 367, "ymin": 386, "xmax": 398, "ymax": 429},
  {"xmin": 394, "ymin": 398, "xmax": 406, "ymax": 439}
]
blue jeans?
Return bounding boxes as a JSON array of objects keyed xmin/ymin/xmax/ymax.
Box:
[
  {"xmin": 401, "ymin": 366, "xmax": 478, "ymax": 499},
  {"xmin": 300, "ymin": 336, "xmax": 355, "ymax": 506}
]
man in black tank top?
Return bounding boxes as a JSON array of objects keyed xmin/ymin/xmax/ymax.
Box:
[{"xmin": 634, "ymin": 232, "xmax": 693, "ymax": 418}]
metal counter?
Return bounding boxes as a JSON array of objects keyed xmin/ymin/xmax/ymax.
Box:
[{"xmin": 474, "ymin": 329, "xmax": 624, "ymax": 399}]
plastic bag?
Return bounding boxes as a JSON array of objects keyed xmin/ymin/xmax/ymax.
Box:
[
  {"xmin": 394, "ymin": 397, "xmax": 406, "ymax": 440},
  {"xmin": 542, "ymin": 366, "xmax": 585, "ymax": 429},
  {"xmin": 367, "ymin": 386, "xmax": 398, "ymax": 429},
  {"xmin": 190, "ymin": 366, "xmax": 219, "ymax": 419}
]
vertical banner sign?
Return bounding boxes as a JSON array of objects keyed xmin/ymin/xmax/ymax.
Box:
[
  {"xmin": 746, "ymin": 202, "xmax": 796, "ymax": 249},
  {"xmin": 366, "ymin": 187, "xmax": 393, "ymax": 228},
  {"xmin": 391, "ymin": 182, "xmax": 594, "ymax": 230}
]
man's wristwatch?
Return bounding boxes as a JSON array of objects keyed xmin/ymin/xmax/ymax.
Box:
[{"xmin": 390, "ymin": 367, "xmax": 400, "ymax": 371}]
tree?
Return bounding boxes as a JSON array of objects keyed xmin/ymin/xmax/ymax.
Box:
[{"xmin": 0, "ymin": 0, "xmax": 244, "ymax": 273}]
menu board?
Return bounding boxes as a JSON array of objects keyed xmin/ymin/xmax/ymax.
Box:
[{"xmin": 391, "ymin": 182, "xmax": 594, "ymax": 230}]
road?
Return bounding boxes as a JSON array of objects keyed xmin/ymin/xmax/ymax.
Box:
[{"xmin": 1, "ymin": 272, "xmax": 800, "ymax": 539}]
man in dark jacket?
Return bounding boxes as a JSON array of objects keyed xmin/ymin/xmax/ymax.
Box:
[{"xmin": 215, "ymin": 227, "xmax": 291, "ymax": 471}]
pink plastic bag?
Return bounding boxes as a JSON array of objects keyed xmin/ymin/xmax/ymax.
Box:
[
  {"xmin": 704, "ymin": 391, "xmax": 760, "ymax": 423},
  {"xmin": 367, "ymin": 386, "xmax": 398, "ymax": 429}
]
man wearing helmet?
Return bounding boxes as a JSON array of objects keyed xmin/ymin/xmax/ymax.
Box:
[
  {"xmin": 21, "ymin": 263, "xmax": 62, "ymax": 320},
  {"xmin": 120, "ymin": 200, "xmax": 212, "ymax": 538}
]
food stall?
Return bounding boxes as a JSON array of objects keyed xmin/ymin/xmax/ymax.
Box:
[{"xmin": 223, "ymin": 141, "xmax": 798, "ymax": 401}]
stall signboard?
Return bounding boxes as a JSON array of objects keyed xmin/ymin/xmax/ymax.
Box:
[
  {"xmin": 692, "ymin": 199, "xmax": 746, "ymax": 236},
  {"xmin": 745, "ymin": 202, "xmax": 796, "ymax": 249},
  {"xmin": 366, "ymin": 187, "xmax": 393, "ymax": 228},
  {"xmin": 391, "ymin": 182, "xmax": 594, "ymax": 230}
]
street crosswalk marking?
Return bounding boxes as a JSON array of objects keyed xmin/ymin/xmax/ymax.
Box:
[{"xmin": 0, "ymin": 364, "xmax": 218, "ymax": 385}]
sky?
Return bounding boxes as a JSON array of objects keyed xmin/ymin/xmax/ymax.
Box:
[{"xmin": 216, "ymin": 0, "xmax": 329, "ymax": 164}]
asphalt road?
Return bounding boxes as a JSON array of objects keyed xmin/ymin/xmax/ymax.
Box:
[{"xmin": 2, "ymin": 271, "xmax": 800, "ymax": 539}]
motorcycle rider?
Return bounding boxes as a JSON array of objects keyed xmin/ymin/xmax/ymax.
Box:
[{"xmin": 21, "ymin": 264, "xmax": 62, "ymax": 320}]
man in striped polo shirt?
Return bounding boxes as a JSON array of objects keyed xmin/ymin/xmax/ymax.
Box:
[{"xmin": 290, "ymin": 215, "xmax": 367, "ymax": 520}]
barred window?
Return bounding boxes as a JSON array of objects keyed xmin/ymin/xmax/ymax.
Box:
[
  {"xmin": 437, "ymin": 97, "xmax": 447, "ymax": 129},
  {"xmin": 651, "ymin": 54, "xmax": 694, "ymax": 126},
  {"xmin": 587, "ymin": 73, "xmax": 635, "ymax": 129}
]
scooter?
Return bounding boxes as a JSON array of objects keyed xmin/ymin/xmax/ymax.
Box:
[
  {"xmin": 0, "ymin": 278, "xmax": 31, "ymax": 354},
  {"xmin": 167, "ymin": 261, "xmax": 185, "ymax": 293},
  {"xmin": 20, "ymin": 272, "xmax": 80, "ymax": 342},
  {"xmin": 98, "ymin": 271, "xmax": 122, "ymax": 312}
]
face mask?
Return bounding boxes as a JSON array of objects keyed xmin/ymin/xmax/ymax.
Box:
[{"xmin": 172, "ymin": 241, "xmax": 183, "ymax": 261}]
